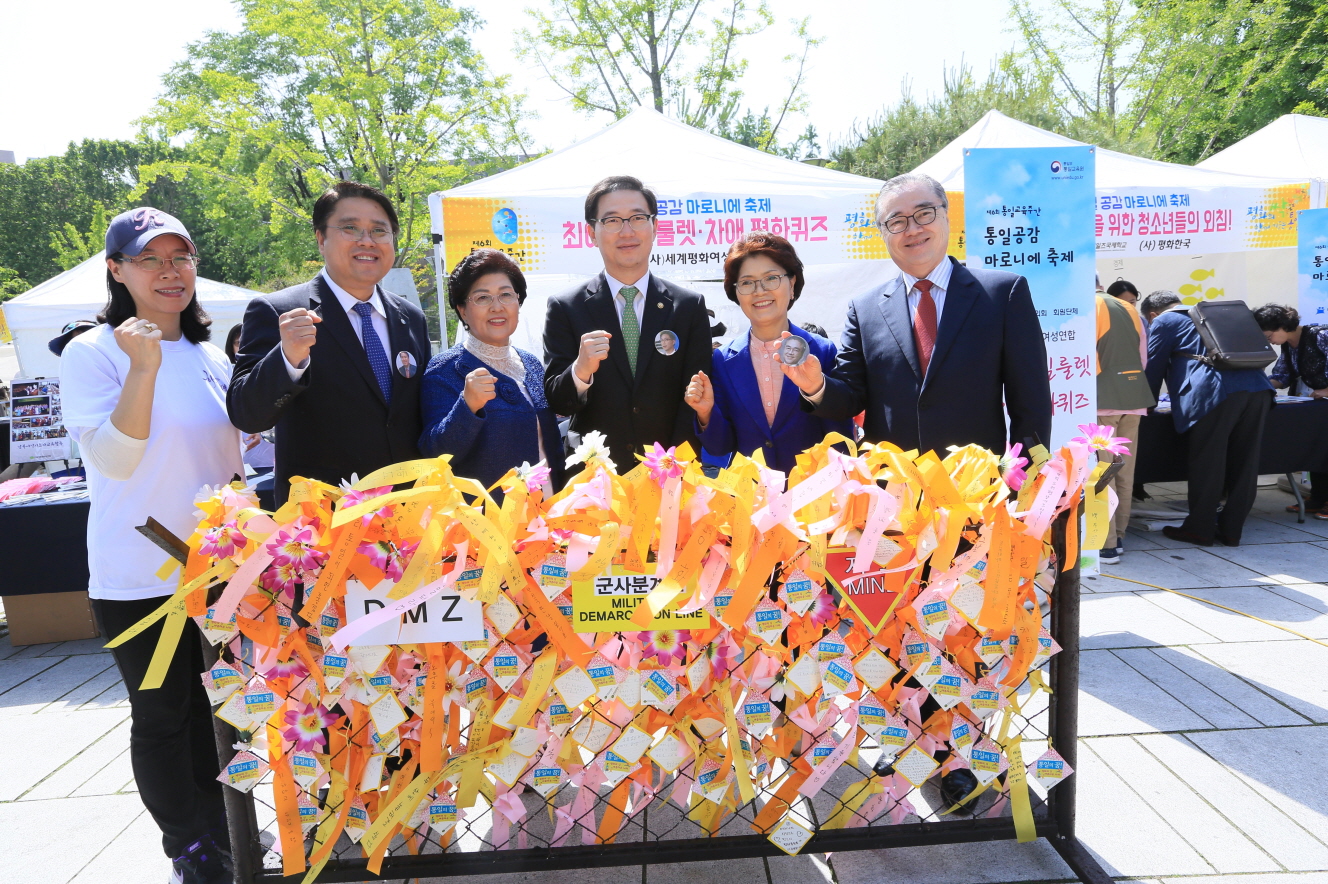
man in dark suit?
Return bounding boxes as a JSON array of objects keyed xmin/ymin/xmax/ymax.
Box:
[
  {"xmin": 788, "ymin": 173, "xmax": 1052, "ymax": 456},
  {"xmin": 544, "ymin": 175, "xmax": 712, "ymax": 469},
  {"xmin": 228, "ymin": 182, "xmax": 430, "ymax": 505},
  {"xmin": 1143, "ymin": 290, "xmax": 1273, "ymax": 546}
]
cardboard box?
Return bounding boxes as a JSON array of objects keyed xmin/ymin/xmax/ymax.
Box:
[{"xmin": 2, "ymin": 591, "xmax": 100, "ymax": 646}]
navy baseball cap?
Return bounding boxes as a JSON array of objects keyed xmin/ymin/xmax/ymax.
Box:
[{"xmin": 105, "ymin": 207, "xmax": 196, "ymax": 257}]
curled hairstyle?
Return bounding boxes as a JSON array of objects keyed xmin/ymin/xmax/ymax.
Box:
[
  {"xmin": 875, "ymin": 173, "xmax": 948, "ymax": 228},
  {"xmin": 447, "ymin": 248, "xmax": 527, "ymax": 328},
  {"xmin": 1253, "ymin": 303, "xmax": 1300, "ymax": 333},
  {"xmin": 584, "ymin": 175, "xmax": 657, "ymax": 224},
  {"xmin": 98, "ymin": 255, "xmax": 212, "ymax": 344},
  {"xmin": 722, "ymin": 231, "xmax": 805, "ymax": 305},
  {"xmin": 1106, "ymin": 279, "xmax": 1139, "ymax": 298},
  {"xmin": 312, "ymin": 181, "xmax": 400, "ymax": 237}
]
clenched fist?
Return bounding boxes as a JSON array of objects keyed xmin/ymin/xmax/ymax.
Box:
[
  {"xmin": 684, "ymin": 370, "xmax": 714, "ymax": 427},
  {"xmin": 279, "ymin": 307, "xmax": 321, "ymax": 367},
  {"xmin": 464, "ymin": 367, "xmax": 497, "ymax": 414},
  {"xmin": 573, "ymin": 330, "xmax": 612, "ymax": 383},
  {"xmin": 114, "ymin": 317, "xmax": 162, "ymax": 373}
]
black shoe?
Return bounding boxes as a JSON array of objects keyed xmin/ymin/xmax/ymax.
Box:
[
  {"xmin": 1162, "ymin": 525, "xmax": 1214, "ymax": 547},
  {"xmin": 939, "ymin": 769, "xmax": 980, "ymax": 815},
  {"xmin": 1098, "ymin": 545, "xmax": 1121, "ymax": 564},
  {"xmin": 170, "ymin": 836, "xmax": 230, "ymax": 884},
  {"xmin": 1216, "ymin": 533, "xmax": 1240, "ymax": 547}
]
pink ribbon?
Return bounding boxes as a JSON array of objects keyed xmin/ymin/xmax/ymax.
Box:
[
  {"xmin": 798, "ymin": 706, "xmax": 858, "ymax": 798},
  {"xmin": 655, "ymin": 476, "xmax": 683, "ymax": 578}
]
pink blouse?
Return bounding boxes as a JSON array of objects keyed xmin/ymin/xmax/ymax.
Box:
[{"xmin": 749, "ymin": 334, "xmax": 784, "ymax": 426}]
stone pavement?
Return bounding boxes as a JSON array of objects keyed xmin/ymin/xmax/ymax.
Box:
[{"xmin": 4, "ymin": 481, "xmax": 1328, "ymax": 884}]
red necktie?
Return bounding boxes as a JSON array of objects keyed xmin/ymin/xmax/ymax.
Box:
[{"xmin": 912, "ymin": 278, "xmax": 938, "ymax": 376}]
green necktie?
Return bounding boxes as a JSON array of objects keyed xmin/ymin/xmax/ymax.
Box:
[{"xmin": 619, "ymin": 285, "xmax": 640, "ymax": 375}]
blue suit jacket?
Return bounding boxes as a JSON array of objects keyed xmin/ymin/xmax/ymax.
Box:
[
  {"xmin": 1144, "ymin": 308, "xmax": 1273, "ymax": 432},
  {"xmin": 699, "ymin": 323, "xmax": 854, "ymax": 473},
  {"xmin": 808, "ymin": 258, "xmax": 1052, "ymax": 455},
  {"xmin": 419, "ymin": 345, "xmax": 567, "ymax": 495}
]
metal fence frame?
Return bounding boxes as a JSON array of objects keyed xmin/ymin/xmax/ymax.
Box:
[{"xmin": 207, "ymin": 507, "xmax": 1111, "ymax": 884}]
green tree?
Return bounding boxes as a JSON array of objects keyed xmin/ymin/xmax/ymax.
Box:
[
  {"xmin": 50, "ymin": 203, "xmax": 112, "ymax": 272},
  {"xmin": 142, "ymin": 0, "xmax": 533, "ymax": 280},
  {"xmin": 0, "ymin": 267, "xmax": 30, "ymax": 302},
  {"xmin": 831, "ymin": 58, "xmax": 1063, "ymax": 181}
]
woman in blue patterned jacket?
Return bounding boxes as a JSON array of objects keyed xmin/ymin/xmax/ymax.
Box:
[{"xmin": 419, "ymin": 249, "xmax": 565, "ymax": 496}]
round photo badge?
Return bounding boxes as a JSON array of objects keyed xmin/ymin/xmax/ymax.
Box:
[
  {"xmin": 654, "ymin": 330, "xmax": 679, "ymax": 356},
  {"xmin": 779, "ymin": 335, "xmax": 810, "ymax": 367},
  {"xmin": 396, "ymin": 351, "xmax": 418, "ymax": 379}
]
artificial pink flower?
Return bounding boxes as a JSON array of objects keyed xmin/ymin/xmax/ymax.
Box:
[
  {"xmin": 339, "ymin": 484, "xmax": 395, "ymax": 523},
  {"xmin": 635, "ymin": 629, "xmax": 690, "ymax": 667},
  {"xmin": 264, "ymin": 657, "xmax": 309, "ymax": 682},
  {"xmin": 807, "ymin": 590, "xmax": 838, "ymax": 627},
  {"xmin": 259, "ymin": 561, "xmax": 301, "ymax": 595},
  {"xmin": 641, "ymin": 443, "xmax": 685, "ymax": 486},
  {"xmin": 518, "ymin": 461, "xmax": 552, "ymax": 493},
  {"xmin": 282, "ymin": 701, "xmax": 337, "ymax": 751},
  {"xmin": 1072, "ymin": 423, "xmax": 1132, "ymax": 457},
  {"xmin": 200, "ymin": 523, "xmax": 247, "ymax": 559},
  {"xmin": 701, "ymin": 634, "xmax": 739, "ymax": 681},
  {"xmin": 359, "ymin": 539, "xmax": 418, "ymax": 583},
  {"xmin": 998, "ymin": 442, "xmax": 1030, "ymax": 491},
  {"xmin": 266, "ymin": 526, "xmax": 327, "ymax": 573}
]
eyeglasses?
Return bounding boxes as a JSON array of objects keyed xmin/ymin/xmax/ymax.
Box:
[
  {"xmin": 881, "ymin": 205, "xmax": 944, "ymax": 234},
  {"xmin": 735, "ymin": 273, "xmax": 789, "ymax": 296},
  {"xmin": 328, "ymin": 224, "xmax": 395, "ymax": 243},
  {"xmin": 116, "ymin": 254, "xmax": 200, "ymax": 272},
  {"xmin": 594, "ymin": 213, "xmax": 655, "ymax": 233},
  {"xmin": 468, "ymin": 291, "xmax": 520, "ymax": 309}
]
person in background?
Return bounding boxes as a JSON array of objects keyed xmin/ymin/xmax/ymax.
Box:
[
  {"xmin": 224, "ymin": 324, "xmax": 274, "ymax": 476},
  {"xmin": 683, "ymin": 232, "xmax": 853, "ymax": 473},
  {"xmin": 1094, "ymin": 290, "xmax": 1155, "ymax": 564},
  {"xmin": 544, "ymin": 175, "xmax": 712, "ymax": 469},
  {"xmin": 1145, "ymin": 290, "xmax": 1274, "ymax": 546},
  {"xmin": 420, "ymin": 248, "xmax": 565, "ymax": 496},
  {"xmin": 60, "ymin": 208, "xmax": 240, "ymax": 884},
  {"xmin": 227, "ymin": 182, "xmax": 429, "ymax": 505},
  {"xmin": 800, "ymin": 322, "xmax": 828, "ymax": 338},
  {"xmin": 1254, "ymin": 303, "xmax": 1328, "ymax": 518},
  {"xmin": 48, "ymin": 318, "xmax": 98, "ymax": 357},
  {"xmin": 1106, "ymin": 279, "xmax": 1140, "ymax": 307}
]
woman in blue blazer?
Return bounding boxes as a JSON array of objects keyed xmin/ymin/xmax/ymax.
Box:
[
  {"xmin": 420, "ymin": 249, "xmax": 565, "ymax": 496},
  {"xmin": 684, "ymin": 232, "xmax": 854, "ymax": 473}
]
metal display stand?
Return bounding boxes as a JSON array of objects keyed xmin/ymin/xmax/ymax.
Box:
[{"xmin": 208, "ymin": 506, "xmax": 1111, "ymax": 883}]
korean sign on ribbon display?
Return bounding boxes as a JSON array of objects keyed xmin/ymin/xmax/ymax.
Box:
[{"xmin": 1298, "ymin": 207, "xmax": 1328, "ymax": 323}]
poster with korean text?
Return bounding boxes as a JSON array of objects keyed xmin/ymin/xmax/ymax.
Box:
[
  {"xmin": 964, "ymin": 147, "xmax": 1098, "ymax": 448},
  {"xmin": 1298, "ymin": 207, "xmax": 1328, "ymax": 324},
  {"xmin": 9, "ymin": 377, "xmax": 71, "ymax": 462}
]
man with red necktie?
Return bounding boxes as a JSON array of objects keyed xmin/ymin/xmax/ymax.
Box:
[{"xmin": 786, "ymin": 173, "xmax": 1052, "ymax": 457}]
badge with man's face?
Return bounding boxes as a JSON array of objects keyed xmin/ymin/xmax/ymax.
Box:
[
  {"xmin": 655, "ymin": 330, "xmax": 679, "ymax": 356},
  {"xmin": 397, "ymin": 351, "xmax": 417, "ymax": 378},
  {"xmin": 779, "ymin": 335, "xmax": 809, "ymax": 367}
]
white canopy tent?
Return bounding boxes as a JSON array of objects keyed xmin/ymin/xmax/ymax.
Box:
[
  {"xmin": 2, "ymin": 252, "xmax": 265, "ymax": 378},
  {"xmin": 1198, "ymin": 114, "xmax": 1328, "ymax": 183},
  {"xmin": 429, "ymin": 108, "xmax": 889, "ymax": 351},
  {"xmin": 913, "ymin": 110, "xmax": 1324, "ymax": 311}
]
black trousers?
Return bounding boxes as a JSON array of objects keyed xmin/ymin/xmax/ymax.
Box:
[
  {"xmin": 92, "ymin": 596, "xmax": 227, "ymax": 858},
  {"xmin": 1310, "ymin": 471, "xmax": 1328, "ymax": 507},
  {"xmin": 1183, "ymin": 390, "xmax": 1273, "ymax": 543}
]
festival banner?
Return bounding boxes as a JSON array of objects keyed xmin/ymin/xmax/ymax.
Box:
[
  {"xmin": 963, "ymin": 147, "xmax": 1098, "ymax": 447},
  {"xmin": 437, "ymin": 192, "xmax": 887, "ymax": 278},
  {"xmin": 1298, "ymin": 207, "xmax": 1328, "ymax": 323},
  {"xmin": 9, "ymin": 377, "xmax": 70, "ymax": 462}
]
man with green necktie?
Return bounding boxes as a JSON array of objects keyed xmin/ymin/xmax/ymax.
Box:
[{"xmin": 544, "ymin": 175, "xmax": 713, "ymax": 469}]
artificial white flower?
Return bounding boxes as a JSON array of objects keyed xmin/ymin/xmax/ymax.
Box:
[{"xmin": 566, "ymin": 430, "xmax": 616, "ymax": 472}]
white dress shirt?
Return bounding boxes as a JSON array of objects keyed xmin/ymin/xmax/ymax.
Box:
[
  {"xmin": 573, "ymin": 270, "xmax": 651, "ymax": 393},
  {"xmin": 284, "ymin": 268, "xmax": 391, "ymax": 380}
]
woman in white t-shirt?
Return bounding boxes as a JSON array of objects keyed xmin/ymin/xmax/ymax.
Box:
[{"xmin": 61, "ymin": 208, "xmax": 241, "ymax": 884}]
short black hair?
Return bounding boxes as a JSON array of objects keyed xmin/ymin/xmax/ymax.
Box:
[
  {"xmin": 224, "ymin": 324, "xmax": 243, "ymax": 362},
  {"xmin": 1140, "ymin": 290, "xmax": 1181, "ymax": 317},
  {"xmin": 312, "ymin": 181, "xmax": 400, "ymax": 237},
  {"xmin": 447, "ymin": 248, "xmax": 527, "ymax": 328},
  {"xmin": 97, "ymin": 256, "xmax": 212, "ymax": 344},
  {"xmin": 1106, "ymin": 279, "xmax": 1139, "ymax": 298},
  {"xmin": 584, "ymin": 175, "xmax": 657, "ymax": 224},
  {"xmin": 1253, "ymin": 303, "xmax": 1300, "ymax": 333}
]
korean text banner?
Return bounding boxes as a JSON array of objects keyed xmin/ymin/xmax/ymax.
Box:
[
  {"xmin": 9, "ymin": 377, "xmax": 71, "ymax": 463},
  {"xmin": 964, "ymin": 147, "xmax": 1098, "ymax": 447},
  {"xmin": 1298, "ymin": 207, "xmax": 1328, "ymax": 324},
  {"xmin": 439, "ymin": 194, "xmax": 886, "ymax": 277}
]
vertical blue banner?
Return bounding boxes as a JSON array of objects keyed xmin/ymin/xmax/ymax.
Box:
[
  {"xmin": 1298, "ymin": 207, "xmax": 1328, "ymax": 323},
  {"xmin": 964, "ymin": 146, "xmax": 1098, "ymax": 448}
]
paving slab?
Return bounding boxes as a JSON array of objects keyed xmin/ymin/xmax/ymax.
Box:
[
  {"xmin": 67, "ymin": 807, "xmax": 165, "ymax": 884},
  {"xmin": 0, "ymin": 653, "xmax": 116, "ymax": 714},
  {"xmin": 23, "ymin": 715, "xmax": 132, "ymax": 801},
  {"xmin": 421, "ymin": 866, "xmax": 646, "ymax": 884},
  {"xmin": 828, "ymin": 839, "xmax": 1072, "ymax": 884},
  {"xmin": 0, "ymin": 793, "xmax": 149, "ymax": 883},
  {"xmin": 1080, "ymin": 594, "xmax": 1220, "ymax": 649},
  {"xmin": 1190, "ymin": 641, "xmax": 1328, "ymax": 723},
  {"xmin": 0, "ymin": 654, "xmax": 60, "ymax": 697},
  {"xmin": 645, "ymin": 856, "xmax": 768, "ymax": 883},
  {"xmin": 1148, "ymin": 646, "xmax": 1311, "ymax": 727},
  {"xmin": 36, "ymin": 637, "xmax": 111, "ymax": 657},
  {"xmin": 1085, "ymin": 552, "xmax": 1225, "ymax": 591},
  {"xmin": 0, "ymin": 706, "xmax": 129, "ymax": 801},
  {"xmin": 766, "ymin": 853, "xmax": 835, "ymax": 884},
  {"xmin": 1139, "ymin": 548, "xmax": 1273, "ymax": 587},
  {"xmin": 1111, "ymin": 647, "xmax": 1261, "ymax": 729},
  {"xmin": 1137, "ymin": 733, "xmax": 1328, "ymax": 871},
  {"xmin": 1204, "ymin": 542, "xmax": 1328, "ymax": 585},
  {"xmin": 1162, "ymin": 875, "xmax": 1328, "ymax": 884},
  {"xmin": 1223, "ymin": 516, "xmax": 1327, "ymax": 546},
  {"xmin": 1088, "ymin": 735, "xmax": 1275, "ymax": 872},
  {"xmin": 1137, "ymin": 586, "xmax": 1328, "ymax": 643},
  {"xmin": 1079, "ymin": 650, "xmax": 1213, "ymax": 735}
]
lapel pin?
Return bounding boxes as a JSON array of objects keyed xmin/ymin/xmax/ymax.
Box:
[{"xmin": 657, "ymin": 302, "xmax": 663, "ymax": 308}]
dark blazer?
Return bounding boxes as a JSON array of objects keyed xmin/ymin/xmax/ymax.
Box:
[
  {"xmin": 1144, "ymin": 308, "xmax": 1273, "ymax": 432},
  {"xmin": 227, "ymin": 274, "xmax": 430, "ymax": 505},
  {"xmin": 700, "ymin": 322, "xmax": 855, "ymax": 473},
  {"xmin": 419, "ymin": 345, "xmax": 567, "ymax": 495},
  {"xmin": 808, "ymin": 257, "xmax": 1052, "ymax": 455},
  {"xmin": 544, "ymin": 272, "xmax": 712, "ymax": 469}
]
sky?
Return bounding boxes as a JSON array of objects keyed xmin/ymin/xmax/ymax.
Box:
[{"xmin": 0, "ymin": 0, "xmax": 1016, "ymax": 164}]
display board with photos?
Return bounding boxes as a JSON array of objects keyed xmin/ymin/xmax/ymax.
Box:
[{"xmin": 9, "ymin": 378, "xmax": 71, "ymax": 463}]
